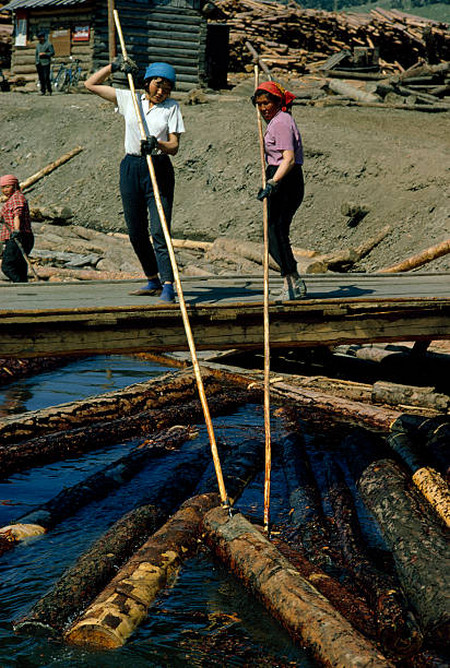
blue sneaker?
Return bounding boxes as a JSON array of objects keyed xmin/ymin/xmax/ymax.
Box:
[
  {"xmin": 129, "ymin": 278, "xmax": 162, "ymax": 296},
  {"xmin": 160, "ymin": 283, "xmax": 175, "ymax": 303}
]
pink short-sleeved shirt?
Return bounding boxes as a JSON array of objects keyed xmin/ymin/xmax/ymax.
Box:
[{"xmin": 264, "ymin": 110, "xmax": 303, "ymax": 167}]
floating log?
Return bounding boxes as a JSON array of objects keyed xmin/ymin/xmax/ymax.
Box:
[
  {"xmin": 391, "ymin": 415, "xmax": 450, "ymax": 481},
  {"xmin": 195, "ymin": 437, "xmax": 264, "ymax": 500},
  {"xmin": 0, "ymin": 426, "xmax": 197, "ymax": 556},
  {"xmin": 358, "ymin": 459, "xmax": 450, "ymax": 647},
  {"xmin": 372, "ymin": 381, "xmax": 449, "ymax": 412},
  {"xmin": 379, "ymin": 239, "xmax": 450, "ymax": 273},
  {"xmin": 14, "ymin": 448, "xmax": 208, "ymax": 636},
  {"xmin": 65, "ymin": 493, "xmax": 220, "ymax": 649},
  {"xmin": 0, "ymin": 369, "xmax": 206, "ymax": 445},
  {"xmin": 203, "ymin": 508, "xmax": 393, "ymax": 667},
  {"xmin": 387, "ymin": 431, "xmax": 450, "ymax": 528},
  {"xmin": 272, "ymin": 536, "xmax": 378, "ymax": 640},
  {"xmin": 326, "ymin": 461, "xmax": 422, "ymax": 656},
  {"xmin": 280, "ymin": 432, "xmax": 336, "ymax": 569},
  {"xmin": 0, "ymin": 389, "xmax": 252, "ymax": 478},
  {"xmin": 0, "ymin": 355, "xmax": 82, "ymax": 388},
  {"xmin": 20, "ymin": 147, "xmax": 84, "ymax": 192},
  {"xmin": 270, "ymin": 380, "xmax": 401, "ymax": 431}
]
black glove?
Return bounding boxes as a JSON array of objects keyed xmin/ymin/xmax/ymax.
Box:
[
  {"xmin": 140, "ymin": 136, "xmax": 158, "ymax": 156},
  {"xmin": 257, "ymin": 179, "xmax": 279, "ymax": 201},
  {"xmin": 10, "ymin": 230, "xmax": 22, "ymax": 241},
  {"xmin": 110, "ymin": 56, "xmax": 138, "ymax": 76}
]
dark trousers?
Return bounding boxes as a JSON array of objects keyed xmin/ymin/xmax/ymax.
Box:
[
  {"xmin": 267, "ymin": 164, "xmax": 304, "ymax": 277},
  {"xmin": 2, "ymin": 232, "xmax": 34, "ymax": 282},
  {"xmin": 120, "ymin": 154, "xmax": 175, "ymax": 283},
  {"xmin": 36, "ymin": 63, "xmax": 52, "ymax": 94}
]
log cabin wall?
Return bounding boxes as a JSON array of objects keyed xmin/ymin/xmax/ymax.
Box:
[
  {"xmin": 5, "ymin": 0, "xmax": 226, "ymax": 90},
  {"xmin": 7, "ymin": 3, "xmax": 95, "ymax": 87},
  {"xmin": 93, "ymin": 0, "xmax": 211, "ymax": 91}
]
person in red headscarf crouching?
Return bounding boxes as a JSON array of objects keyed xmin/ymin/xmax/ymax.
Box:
[
  {"xmin": 252, "ymin": 81, "xmax": 307, "ymax": 300},
  {"xmin": 0, "ymin": 174, "xmax": 34, "ymax": 282}
]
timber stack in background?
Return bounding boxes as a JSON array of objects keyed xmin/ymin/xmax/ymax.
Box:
[{"xmin": 210, "ymin": 0, "xmax": 449, "ymax": 74}]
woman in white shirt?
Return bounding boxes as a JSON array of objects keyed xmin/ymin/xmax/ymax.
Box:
[{"xmin": 85, "ymin": 61, "xmax": 185, "ymax": 302}]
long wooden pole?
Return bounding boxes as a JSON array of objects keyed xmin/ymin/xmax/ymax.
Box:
[
  {"xmin": 113, "ymin": 10, "xmax": 229, "ymax": 509},
  {"xmin": 253, "ymin": 63, "xmax": 272, "ymax": 534},
  {"xmin": 107, "ymin": 0, "xmax": 116, "ymax": 61}
]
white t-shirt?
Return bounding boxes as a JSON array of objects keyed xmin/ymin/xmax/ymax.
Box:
[{"xmin": 116, "ymin": 89, "xmax": 185, "ymax": 155}]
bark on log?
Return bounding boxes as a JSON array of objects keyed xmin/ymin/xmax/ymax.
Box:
[
  {"xmin": 328, "ymin": 79, "xmax": 381, "ymax": 102},
  {"xmin": 326, "ymin": 462, "xmax": 423, "ymax": 656},
  {"xmin": 20, "ymin": 147, "xmax": 84, "ymax": 191},
  {"xmin": 271, "ymin": 380, "xmax": 401, "ymax": 431},
  {"xmin": 0, "ymin": 426, "xmax": 197, "ymax": 556},
  {"xmin": 206, "ymin": 237, "xmax": 327, "ymax": 274},
  {"xmin": 390, "ymin": 415, "xmax": 450, "ymax": 481},
  {"xmin": 387, "ymin": 432, "xmax": 450, "ymax": 528},
  {"xmin": 272, "ymin": 536, "xmax": 378, "ymax": 641},
  {"xmin": 372, "ymin": 381, "xmax": 449, "ymax": 412},
  {"xmin": 0, "ymin": 389, "xmax": 251, "ymax": 478},
  {"xmin": 378, "ymin": 239, "xmax": 450, "ymax": 273},
  {"xmin": 29, "ymin": 204, "xmax": 74, "ymax": 223},
  {"xmin": 0, "ymin": 369, "xmax": 205, "ymax": 445},
  {"xmin": 14, "ymin": 449, "xmax": 208, "ymax": 636},
  {"xmin": 358, "ymin": 459, "xmax": 450, "ymax": 647},
  {"xmin": 65, "ymin": 493, "xmax": 220, "ymax": 649},
  {"xmin": 202, "ymin": 508, "xmax": 393, "ymax": 667}
]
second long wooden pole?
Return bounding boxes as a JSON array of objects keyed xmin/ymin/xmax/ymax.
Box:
[
  {"xmin": 253, "ymin": 64, "xmax": 272, "ymax": 534},
  {"xmin": 113, "ymin": 9, "xmax": 229, "ymax": 509}
]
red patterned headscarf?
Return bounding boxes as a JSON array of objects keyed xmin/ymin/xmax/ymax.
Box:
[
  {"xmin": 253, "ymin": 81, "xmax": 296, "ymax": 112},
  {"xmin": 0, "ymin": 174, "xmax": 19, "ymax": 189}
]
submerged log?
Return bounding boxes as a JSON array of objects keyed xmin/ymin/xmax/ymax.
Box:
[
  {"xmin": 326, "ymin": 462, "xmax": 423, "ymax": 656},
  {"xmin": 65, "ymin": 493, "xmax": 219, "ymax": 649},
  {"xmin": 15, "ymin": 449, "xmax": 208, "ymax": 636},
  {"xmin": 0, "ymin": 355, "xmax": 82, "ymax": 388},
  {"xmin": 203, "ymin": 508, "xmax": 393, "ymax": 667},
  {"xmin": 0, "ymin": 389, "xmax": 252, "ymax": 478},
  {"xmin": 0, "ymin": 369, "xmax": 212, "ymax": 445},
  {"xmin": 358, "ymin": 459, "xmax": 450, "ymax": 648},
  {"xmin": 0, "ymin": 426, "xmax": 197, "ymax": 556},
  {"xmin": 195, "ymin": 437, "xmax": 264, "ymax": 500}
]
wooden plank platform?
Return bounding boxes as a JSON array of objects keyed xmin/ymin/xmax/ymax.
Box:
[{"xmin": 0, "ymin": 274, "xmax": 449, "ymax": 358}]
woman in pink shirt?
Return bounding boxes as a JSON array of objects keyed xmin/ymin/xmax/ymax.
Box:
[{"xmin": 253, "ymin": 81, "xmax": 307, "ymax": 300}]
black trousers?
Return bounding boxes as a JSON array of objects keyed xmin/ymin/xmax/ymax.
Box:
[
  {"xmin": 120, "ymin": 154, "xmax": 175, "ymax": 283},
  {"xmin": 36, "ymin": 63, "xmax": 52, "ymax": 94},
  {"xmin": 2, "ymin": 232, "xmax": 34, "ymax": 282},
  {"xmin": 266, "ymin": 164, "xmax": 304, "ymax": 277}
]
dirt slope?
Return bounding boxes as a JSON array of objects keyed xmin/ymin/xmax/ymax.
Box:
[{"xmin": 1, "ymin": 82, "xmax": 449, "ymax": 273}]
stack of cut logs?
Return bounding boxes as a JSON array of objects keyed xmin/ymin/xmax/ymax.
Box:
[{"xmin": 211, "ymin": 0, "xmax": 450, "ymax": 73}]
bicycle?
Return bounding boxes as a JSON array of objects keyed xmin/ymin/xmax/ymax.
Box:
[
  {"xmin": 50, "ymin": 62, "xmax": 66, "ymax": 91},
  {"xmin": 50, "ymin": 57, "xmax": 82, "ymax": 93},
  {"xmin": 60, "ymin": 57, "xmax": 82, "ymax": 93}
]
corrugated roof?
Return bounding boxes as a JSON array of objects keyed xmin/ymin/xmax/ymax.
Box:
[{"xmin": 2, "ymin": 0, "xmax": 87, "ymax": 11}]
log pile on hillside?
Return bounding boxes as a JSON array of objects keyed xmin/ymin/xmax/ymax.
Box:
[{"xmin": 211, "ymin": 0, "xmax": 450, "ymax": 73}]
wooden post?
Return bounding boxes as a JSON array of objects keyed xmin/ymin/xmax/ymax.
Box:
[
  {"xmin": 107, "ymin": 0, "xmax": 116, "ymax": 61},
  {"xmin": 113, "ymin": 10, "xmax": 229, "ymax": 510}
]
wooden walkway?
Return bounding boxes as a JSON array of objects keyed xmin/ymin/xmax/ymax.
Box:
[{"xmin": 0, "ymin": 274, "xmax": 449, "ymax": 358}]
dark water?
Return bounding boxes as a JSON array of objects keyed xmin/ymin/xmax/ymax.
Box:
[{"xmin": 0, "ymin": 356, "xmax": 314, "ymax": 667}]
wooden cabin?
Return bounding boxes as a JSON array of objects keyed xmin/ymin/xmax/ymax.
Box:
[{"xmin": 2, "ymin": 0, "xmax": 229, "ymax": 90}]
